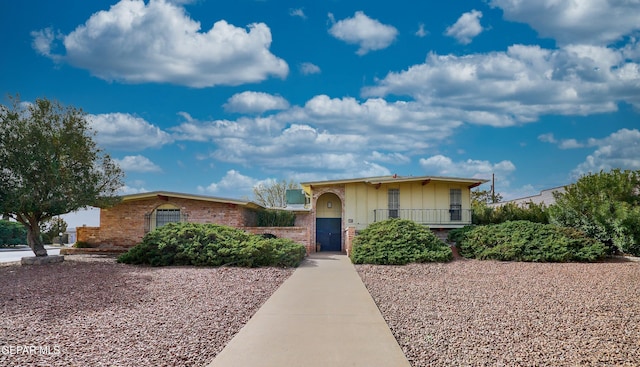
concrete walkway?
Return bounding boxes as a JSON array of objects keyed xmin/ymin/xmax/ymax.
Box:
[{"xmin": 207, "ymin": 252, "xmax": 411, "ymax": 367}]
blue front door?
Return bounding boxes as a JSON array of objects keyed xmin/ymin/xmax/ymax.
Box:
[{"xmin": 316, "ymin": 218, "xmax": 342, "ymax": 251}]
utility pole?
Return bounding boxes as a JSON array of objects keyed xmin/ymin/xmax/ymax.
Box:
[{"xmin": 491, "ymin": 173, "xmax": 496, "ymax": 203}]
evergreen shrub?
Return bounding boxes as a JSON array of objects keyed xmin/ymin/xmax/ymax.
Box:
[
  {"xmin": 350, "ymin": 218, "xmax": 453, "ymax": 265},
  {"xmin": 457, "ymin": 220, "xmax": 607, "ymax": 262},
  {"xmin": 117, "ymin": 222, "xmax": 306, "ymax": 267}
]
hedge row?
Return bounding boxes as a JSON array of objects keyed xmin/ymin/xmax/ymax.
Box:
[
  {"xmin": 117, "ymin": 222, "xmax": 306, "ymax": 267},
  {"xmin": 455, "ymin": 221, "xmax": 607, "ymax": 262}
]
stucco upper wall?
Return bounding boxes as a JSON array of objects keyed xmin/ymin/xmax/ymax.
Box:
[{"xmin": 343, "ymin": 181, "xmax": 472, "ymax": 228}]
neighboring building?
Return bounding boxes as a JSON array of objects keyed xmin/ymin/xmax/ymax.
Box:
[
  {"xmin": 71, "ymin": 175, "xmax": 487, "ymax": 255},
  {"xmin": 298, "ymin": 175, "xmax": 488, "ymax": 253},
  {"xmin": 489, "ymin": 186, "xmax": 566, "ymax": 208}
]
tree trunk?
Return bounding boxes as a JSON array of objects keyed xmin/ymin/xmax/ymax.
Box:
[{"xmin": 26, "ymin": 222, "xmax": 48, "ymax": 257}]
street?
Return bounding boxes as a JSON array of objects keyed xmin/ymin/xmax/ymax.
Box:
[{"xmin": 0, "ymin": 246, "xmax": 62, "ymax": 263}]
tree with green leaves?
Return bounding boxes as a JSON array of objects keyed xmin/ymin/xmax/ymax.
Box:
[
  {"xmin": 41, "ymin": 217, "xmax": 68, "ymax": 244},
  {"xmin": 472, "ymin": 188, "xmax": 503, "ymax": 205},
  {"xmin": 548, "ymin": 169, "xmax": 640, "ymax": 256},
  {"xmin": 0, "ymin": 96, "xmax": 124, "ymax": 256},
  {"xmin": 253, "ymin": 179, "xmax": 300, "ymax": 208}
]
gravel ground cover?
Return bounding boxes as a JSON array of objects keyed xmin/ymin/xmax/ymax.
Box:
[
  {"xmin": 0, "ymin": 255, "xmax": 293, "ymax": 367},
  {"xmin": 357, "ymin": 259, "xmax": 640, "ymax": 367}
]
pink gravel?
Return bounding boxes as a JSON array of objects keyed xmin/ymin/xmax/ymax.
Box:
[
  {"xmin": 357, "ymin": 259, "xmax": 640, "ymax": 367},
  {"xmin": 0, "ymin": 255, "xmax": 293, "ymax": 367}
]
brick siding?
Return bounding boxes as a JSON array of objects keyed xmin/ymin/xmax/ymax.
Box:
[
  {"xmin": 244, "ymin": 227, "xmax": 311, "ymax": 254},
  {"xmin": 88, "ymin": 196, "xmax": 259, "ymax": 248}
]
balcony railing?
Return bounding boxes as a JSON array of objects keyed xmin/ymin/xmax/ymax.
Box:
[{"xmin": 373, "ymin": 209, "xmax": 473, "ymax": 226}]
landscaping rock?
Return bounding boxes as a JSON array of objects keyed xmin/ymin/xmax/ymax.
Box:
[{"xmin": 21, "ymin": 255, "xmax": 64, "ymax": 265}]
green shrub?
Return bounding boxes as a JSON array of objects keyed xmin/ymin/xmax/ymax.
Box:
[
  {"xmin": 117, "ymin": 222, "xmax": 306, "ymax": 267},
  {"xmin": 472, "ymin": 201, "xmax": 549, "ymax": 225},
  {"xmin": 256, "ymin": 209, "xmax": 296, "ymax": 227},
  {"xmin": 447, "ymin": 226, "xmax": 475, "ymax": 244},
  {"xmin": 73, "ymin": 241, "xmax": 92, "ymax": 248},
  {"xmin": 0, "ymin": 220, "xmax": 27, "ymax": 246},
  {"xmin": 350, "ymin": 218, "xmax": 452, "ymax": 265},
  {"xmin": 457, "ymin": 221, "xmax": 607, "ymax": 262},
  {"xmin": 549, "ymin": 169, "xmax": 640, "ymax": 256}
]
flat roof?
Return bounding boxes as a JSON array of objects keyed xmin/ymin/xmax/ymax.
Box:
[{"xmin": 301, "ymin": 175, "xmax": 489, "ymax": 188}]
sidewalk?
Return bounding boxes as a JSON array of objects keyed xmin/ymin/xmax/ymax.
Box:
[{"xmin": 207, "ymin": 252, "xmax": 411, "ymax": 367}]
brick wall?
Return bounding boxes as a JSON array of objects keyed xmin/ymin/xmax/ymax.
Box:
[
  {"xmin": 344, "ymin": 227, "xmax": 356, "ymax": 256},
  {"xmin": 244, "ymin": 227, "xmax": 312, "ymax": 254},
  {"xmin": 92, "ymin": 196, "xmax": 260, "ymax": 248},
  {"xmin": 76, "ymin": 226, "xmax": 101, "ymax": 246}
]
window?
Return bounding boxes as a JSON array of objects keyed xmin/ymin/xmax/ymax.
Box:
[
  {"xmin": 388, "ymin": 189, "xmax": 399, "ymax": 218},
  {"xmin": 450, "ymin": 188, "xmax": 462, "ymax": 221},
  {"xmin": 145, "ymin": 204, "xmax": 186, "ymax": 233},
  {"xmin": 156, "ymin": 209, "xmax": 181, "ymax": 228}
]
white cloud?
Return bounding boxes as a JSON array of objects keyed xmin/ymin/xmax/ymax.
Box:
[
  {"xmin": 445, "ymin": 10, "xmax": 484, "ymax": 45},
  {"xmin": 328, "ymin": 11, "xmax": 398, "ymax": 55},
  {"xmin": 289, "ymin": 8, "xmax": 306, "ymax": 19},
  {"xmin": 369, "ymin": 151, "xmax": 411, "ymax": 164},
  {"xmin": 490, "ymin": 0, "xmax": 640, "ymax": 46},
  {"xmin": 177, "ymin": 93, "xmax": 467, "ymax": 179},
  {"xmin": 198, "ymin": 169, "xmax": 273, "ymax": 199},
  {"xmin": 558, "ymin": 139, "xmax": 583, "ymax": 149},
  {"xmin": 415, "ymin": 23, "xmax": 428, "ymax": 38},
  {"xmin": 419, "ymin": 154, "xmax": 516, "ymax": 179},
  {"xmin": 118, "ymin": 185, "xmax": 149, "ymax": 195},
  {"xmin": 300, "ymin": 62, "xmax": 321, "ymax": 75},
  {"xmin": 88, "ymin": 113, "xmax": 173, "ymax": 151},
  {"xmin": 224, "ymin": 91, "xmax": 290, "ymax": 114},
  {"xmin": 538, "ymin": 133, "xmax": 557, "ymax": 144},
  {"xmin": 362, "ymin": 44, "xmax": 640, "ymax": 126},
  {"xmin": 573, "ymin": 128, "xmax": 640, "ymax": 176},
  {"xmin": 114, "ymin": 155, "xmax": 162, "ymax": 173},
  {"xmin": 31, "ymin": 28, "xmax": 61, "ymax": 61},
  {"xmin": 539, "ymin": 133, "xmax": 585, "ymax": 149},
  {"xmin": 32, "ymin": 0, "xmax": 288, "ymax": 87}
]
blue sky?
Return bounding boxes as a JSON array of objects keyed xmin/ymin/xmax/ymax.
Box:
[{"xmin": 2, "ymin": 0, "xmax": 640, "ymax": 209}]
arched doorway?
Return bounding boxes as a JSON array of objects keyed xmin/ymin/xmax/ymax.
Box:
[{"xmin": 316, "ymin": 193, "xmax": 342, "ymax": 252}]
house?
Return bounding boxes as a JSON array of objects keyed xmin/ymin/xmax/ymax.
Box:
[
  {"xmin": 68, "ymin": 175, "xmax": 486, "ymax": 256},
  {"xmin": 488, "ymin": 186, "xmax": 566, "ymax": 208},
  {"xmin": 295, "ymin": 175, "xmax": 488, "ymax": 253},
  {"xmin": 71, "ymin": 191, "xmax": 311, "ymax": 252}
]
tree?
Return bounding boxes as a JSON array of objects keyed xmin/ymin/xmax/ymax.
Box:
[
  {"xmin": 548, "ymin": 169, "xmax": 640, "ymax": 256},
  {"xmin": 253, "ymin": 179, "xmax": 300, "ymax": 208},
  {"xmin": 472, "ymin": 188, "xmax": 503, "ymax": 205},
  {"xmin": 41, "ymin": 217, "xmax": 68, "ymax": 244},
  {"xmin": 0, "ymin": 96, "xmax": 124, "ymax": 256}
]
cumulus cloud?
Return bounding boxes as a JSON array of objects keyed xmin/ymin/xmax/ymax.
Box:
[
  {"xmin": 490, "ymin": 0, "xmax": 640, "ymax": 46},
  {"xmin": 445, "ymin": 10, "xmax": 484, "ymax": 45},
  {"xmin": 183, "ymin": 94, "xmax": 468, "ymax": 176},
  {"xmin": 114, "ymin": 155, "xmax": 162, "ymax": 173},
  {"xmin": 300, "ymin": 62, "xmax": 321, "ymax": 75},
  {"xmin": 223, "ymin": 91, "xmax": 290, "ymax": 114},
  {"xmin": 419, "ymin": 154, "xmax": 516, "ymax": 179},
  {"xmin": 573, "ymin": 128, "xmax": 640, "ymax": 176},
  {"xmin": 328, "ymin": 11, "xmax": 398, "ymax": 55},
  {"xmin": 32, "ymin": 0, "xmax": 288, "ymax": 87},
  {"xmin": 362, "ymin": 44, "xmax": 640, "ymax": 126},
  {"xmin": 88, "ymin": 113, "xmax": 173, "ymax": 150}
]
